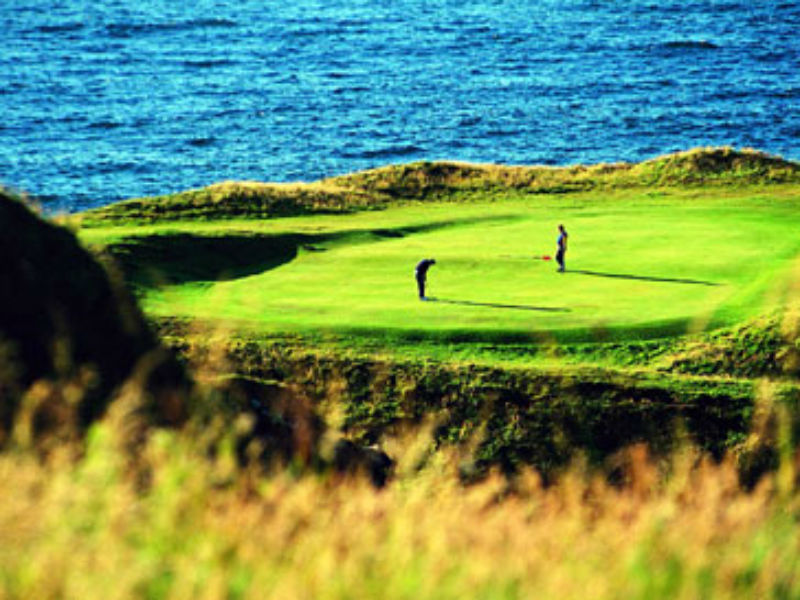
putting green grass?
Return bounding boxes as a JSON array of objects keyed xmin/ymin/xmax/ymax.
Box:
[{"xmin": 79, "ymin": 186, "xmax": 800, "ymax": 345}]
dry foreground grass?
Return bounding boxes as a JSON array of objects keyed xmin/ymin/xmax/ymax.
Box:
[{"xmin": 2, "ymin": 406, "xmax": 800, "ymax": 600}]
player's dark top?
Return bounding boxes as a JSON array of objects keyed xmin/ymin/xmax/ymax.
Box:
[{"xmin": 415, "ymin": 259, "xmax": 436, "ymax": 278}]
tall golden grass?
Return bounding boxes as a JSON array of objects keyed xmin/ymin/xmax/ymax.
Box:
[{"xmin": 2, "ymin": 392, "xmax": 799, "ymax": 600}]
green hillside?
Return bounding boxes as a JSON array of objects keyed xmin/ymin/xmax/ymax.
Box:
[{"xmin": 65, "ymin": 147, "xmax": 800, "ymax": 471}]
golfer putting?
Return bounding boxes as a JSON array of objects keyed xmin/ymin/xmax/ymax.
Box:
[
  {"xmin": 556, "ymin": 224, "xmax": 568, "ymax": 272},
  {"xmin": 415, "ymin": 258, "xmax": 436, "ymax": 300}
]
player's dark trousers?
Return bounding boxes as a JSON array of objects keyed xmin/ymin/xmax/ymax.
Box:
[
  {"xmin": 416, "ymin": 276, "xmax": 425, "ymax": 298},
  {"xmin": 556, "ymin": 249, "xmax": 565, "ymax": 271}
]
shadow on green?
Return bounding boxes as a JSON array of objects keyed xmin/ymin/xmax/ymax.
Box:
[
  {"xmin": 429, "ymin": 297, "xmax": 571, "ymax": 312},
  {"xmin": 105, "ymin": 214, "xmax": 519, "ymax": 286},
  {"xmin": 568, "ymin": 269, "xmax": 722, "ymax": 286}
]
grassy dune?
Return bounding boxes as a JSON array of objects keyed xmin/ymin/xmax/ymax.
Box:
[{"xmin": 74, "ymin": 147, "xmax": 800, "ymax": 225}]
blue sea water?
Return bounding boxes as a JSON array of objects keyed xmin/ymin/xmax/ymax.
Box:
[{"xmin": 1, "ymin": 0, "xmax": 799, "ymax": 213}]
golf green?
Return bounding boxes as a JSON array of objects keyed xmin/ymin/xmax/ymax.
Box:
[{"xmin": 82, "ymin": 188, "xmax": 800, "ymax": 344}]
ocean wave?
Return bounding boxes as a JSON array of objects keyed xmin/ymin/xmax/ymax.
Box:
[
  {"xmin": 106, "ymin": 18, "xmax": 236, "ymax": 37},
  {"xmin": 87, "ymin": 161, "xmax": 147, "ymax": 175},
  {"xmin": 31, "ymin": 23, "xmax": 85, "ymax": 34},
  {"xmin": 458, "ymin": 116, "xmax": 483, "ymax": 127},
  {"xmin": 770, "ymin": 87, "xmax": 800, "ymax": 99},
  {"xmin": 363, "ymin": 145, "xmax": 425, "ymax": 159},
  {"xmin": 486, "ymin": 129, "xmax": 521, "ymax": 138},
  {"xmin": 187, "ymin": 137, "xmax": 217, "ymax": 147},
  {"xmin": 286, "ymin": 25, "xmax": 357, "ymax": 38},
  {"xmin": 332, "ymin": 86, "xmax": 372, "ymax": 95},
  {"xmin": 182, "ymin": 59, "xmax": 237, "ymax": 69},
  {"xmin": 662, "ymin": 40, "xmax": 719, "ymax": 50},
  {"xmin": 0, "ymin": 83, "xmax": 25, "ymax": 95},
  {"xmin": 754, "ymin": 49, "xmax": 797, "ymax": 63},
  {"xmin": 190, "ymin": 18, "xmax": 237, "ymax": 28},
  {"xmin": 337, "ymin": 145, "xmax": 426, "ymax": 160},
  {"xmin": 3, "ymin": 0, "xmax": 800, "ymax": 213},
  {"xmin": 88, "ymin": 121, "xmax": 123, "ymax": 130}
]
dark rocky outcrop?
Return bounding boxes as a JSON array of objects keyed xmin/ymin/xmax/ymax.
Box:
[{"xmin": 0, "ymin": 190, "xmax": 189, "ymax": 446}]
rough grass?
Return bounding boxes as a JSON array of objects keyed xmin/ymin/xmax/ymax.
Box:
[
  {"xmin": 330, "ymin": 146, "xmax": 800, "ymax": 198},
  {"xmin": 3, "ymin": 404, "xmax": 800, "ymax": 600},
  {"xmin": 72, "ymin": 181, "xmax": 382, "ymax": 224},
  {"xmin": 72, "ymin": 147, "xmax": 800, "ymax": 224},
  {"xmin": 181, "ymin": 330, "xmax": 765, "ymax": 475}
]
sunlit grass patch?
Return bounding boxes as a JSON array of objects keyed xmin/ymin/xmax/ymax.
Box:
[{"xmin": 86, "ymin": 189, "xmax": 800, "ymax": 349}]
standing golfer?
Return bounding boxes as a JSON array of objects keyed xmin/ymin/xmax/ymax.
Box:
[
  {"xmin": 556, "ymin": 224, "xmax": 568, "ymax": 272},
  {"xmin": 415, "ymin": 258, "xmax": 436, "ymax": 300}
]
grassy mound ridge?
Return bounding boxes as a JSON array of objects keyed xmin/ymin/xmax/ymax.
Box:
[
  {"xmin": 75, "ymin": 180, "xmax": 380, "ymax": 224},
  {"xmin": 332, "ymin": 147, "xmax": 800, "ymax": 199},
  {"xmin": 664, "ymin": 314, "xmax": 800, "ymax": 378},
  {"xmin": 0, "ymin": 190, "xmax": 187, "ymax": 445},
  {"xmin": 76, "ymin": 147, "xmax": 800, "ymax": 224}
]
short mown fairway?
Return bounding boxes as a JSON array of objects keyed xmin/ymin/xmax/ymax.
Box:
[{"xmin": 80, "ymin": 186, "xmax": 800, "ymax": 345}]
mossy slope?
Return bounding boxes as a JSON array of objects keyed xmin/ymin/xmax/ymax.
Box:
[{"xmin": 179, "ymin": 332, "xmax": 795, "ymax": 481}]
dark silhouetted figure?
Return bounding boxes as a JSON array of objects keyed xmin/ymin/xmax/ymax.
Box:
[
  {"xmin": 556, "ymin": 224, "xmax": 568, "ymax": 272},
  {"xmin": 415, "ymin": 258, "xmax": 436, "ymax": 300}
]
